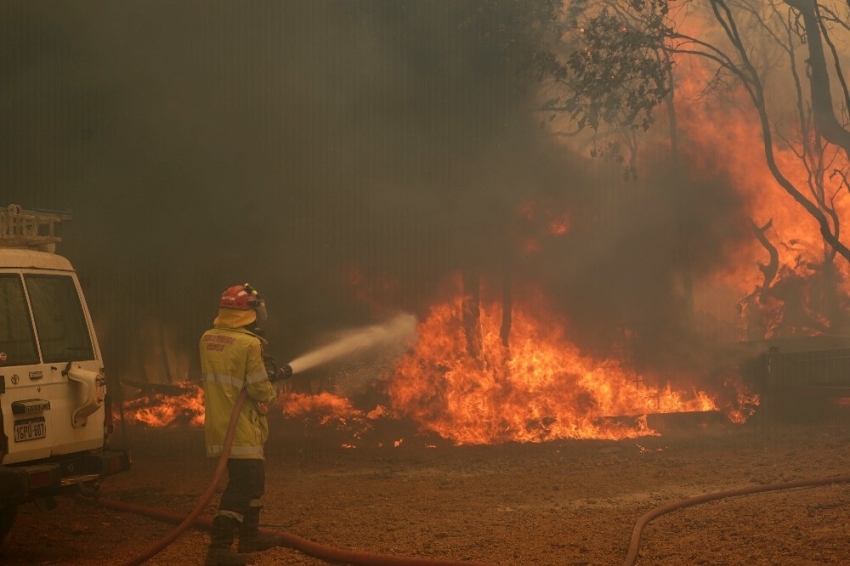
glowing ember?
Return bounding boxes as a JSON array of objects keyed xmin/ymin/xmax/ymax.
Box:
[
  {"xmin": 724, "ymin": 379, "xmax": 760, "ymax": 425},
  {"xmin": 548, "ymin": 216, "xmax": 570, "ymax": 236},
  {"xmin": 387, "ymin": 276, "xmax": 726, "ymax": 444},
  {"xmin": 278, "ymin": 391, "xmax": 380, "ymax": 442},
  {"xmin": 280, "ymin": 391, "xmax": 363, "ymax": 424},
  {"xmin": 121, "ymin": 382, "xmax": 386, "ymax": 447},
  {"xmin": 121, "ymin": 381, "xmax": 204, "ymax": 427}
]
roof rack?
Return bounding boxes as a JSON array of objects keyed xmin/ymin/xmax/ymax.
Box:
[{"xmin": 0, "ymin": 204, "xmax": 72, "ymax": 252}]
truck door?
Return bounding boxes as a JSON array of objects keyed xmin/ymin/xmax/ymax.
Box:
[
  {"xmin": 24, "ymin": 273, "xmax": 103, "ymax": 457},
  {"xmin": 0, "ymin": 274, "xmax": 41, "ymax": 464}
]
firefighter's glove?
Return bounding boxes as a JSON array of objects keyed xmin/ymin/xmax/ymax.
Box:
[{"xmin": 264, "ymin": 355, "xmax": 280, "ymax": 382}]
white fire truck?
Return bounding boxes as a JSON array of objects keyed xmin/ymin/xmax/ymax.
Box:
[{"xmin": 0, "ymin": 204, "xmax": 130, "ymax": 550}]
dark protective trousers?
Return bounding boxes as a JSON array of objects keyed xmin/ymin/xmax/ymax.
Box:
[{"xmin": 219, "ymin": 459, "xmax": 265, "ymax": 523}]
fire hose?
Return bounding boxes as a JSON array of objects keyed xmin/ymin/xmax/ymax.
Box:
[
  {"xmin": 620, "ymin": 474, "xmax": 850, "ymax": 566},
  {"xmin": 86, "ymin": 388, "xmax": 495, "ymax": 566},
  {"xmin": 81, "ymin": 388, "xmax": 850, "ymax": 566},
  {"xmin": 110, "ymin": 389, "xmax": 250, "ymax": 566}
]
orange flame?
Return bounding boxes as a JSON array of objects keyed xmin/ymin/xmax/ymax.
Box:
[
  {"xmin": 121, "ymin": 381, "xmax": 205, "ymax": 427},
  {"xmin": 387, "ymin": 276, "xmax": 725, "ymax": 444},
  {"xmin": 280, "ymin": 391, "xmax": 365, "ymax": 426},
  {"xmin": 278, "ymin": 391, "xmax": 388, "ymax": 446},
  {"xmin": 664, "ymin": 25, "xmax": 850, "ymax": 339}
]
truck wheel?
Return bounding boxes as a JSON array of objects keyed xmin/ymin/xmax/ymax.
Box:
[{"xmin": 0, "ymin": 505, "xmax": 16, "ymax": 554}]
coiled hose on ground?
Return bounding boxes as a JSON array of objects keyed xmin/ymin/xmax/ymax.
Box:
[
  {"xmin": 82, "ymin": 391, "xmax": 850, "ymax": 566},
  {"xmin": 620, "ymin": 474, "xmax": 850, "ymax": 566}
]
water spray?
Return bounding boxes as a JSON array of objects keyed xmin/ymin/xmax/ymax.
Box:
[{"xmin": 287, "ymin": 313, "xmax": 417, "ymax": 375}]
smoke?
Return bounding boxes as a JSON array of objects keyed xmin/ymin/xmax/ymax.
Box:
[{"xmin": 1, "ymin": 2, "xmax": 757, "ymax": 392}]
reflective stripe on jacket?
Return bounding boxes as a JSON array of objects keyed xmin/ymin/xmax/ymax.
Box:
[{"xmin": 200, "ymin": 326, "xmax": 277, "ymax": 459}]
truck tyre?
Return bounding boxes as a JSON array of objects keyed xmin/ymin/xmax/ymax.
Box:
[{"xmin": 0, "ymin": 504, "xmax": 16, "ymax": 554}]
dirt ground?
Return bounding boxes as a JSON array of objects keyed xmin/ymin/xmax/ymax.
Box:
[{"xmin": 4, "ymin": 408, "xmax": 850, "ymax": 566}]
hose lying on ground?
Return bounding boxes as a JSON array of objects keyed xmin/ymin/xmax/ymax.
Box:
[
  {"xmin": 621, "ymin": 474, "xmax": 850, "ymax": 566},
  {"xmin": 91, "ymin": 495, "xmax": 496, "ymax": 566},
  {"xmin": 89, "ymin": 463, "xmax": 850, "ymax": 566},
  {"xmin": 109, "ymin": 390, "xmax": 249, "ymax": 566},
  {"xmin": 86, "ymin": 388, "xmax": 496, "ymax": 566},
  {"xmin": 81, "ymin": 386, "xmax": 850, "ymax": 566}
]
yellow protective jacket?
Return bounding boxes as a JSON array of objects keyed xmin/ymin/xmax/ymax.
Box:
[{"xmin": 200, "ymin": 325, "xmax": 277, "ymax": 459}]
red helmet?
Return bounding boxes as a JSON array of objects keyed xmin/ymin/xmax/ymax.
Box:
[{"xmin": 219, "ymin": 284, "xmax": 261, "ymax": 310}]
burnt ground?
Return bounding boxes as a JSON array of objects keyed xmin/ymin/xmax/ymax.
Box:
[{"xmin": 4, "ymin": 406, "xmax": 850, "ymax": 566}]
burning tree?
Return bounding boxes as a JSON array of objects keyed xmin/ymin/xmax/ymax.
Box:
[{"xmin": 548, "ymin": 0, "xmax": 850, "ymax": 338}]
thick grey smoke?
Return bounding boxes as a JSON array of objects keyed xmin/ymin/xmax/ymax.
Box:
[{"xmin": 1, "ymin": 2, "xmax": 751, "ymax": 392}]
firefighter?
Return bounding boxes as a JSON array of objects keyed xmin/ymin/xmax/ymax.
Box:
[{"xmin": 200, "ymin": 283, "xmax": 292, "ymax": 566}]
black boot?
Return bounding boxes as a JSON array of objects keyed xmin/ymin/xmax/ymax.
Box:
[
  {"xmin": 205, "ymin": 516, "xmax": 256, "ymax": 566},
  {"xmin": 237, "ymin": 507, "xmax": 285, "ymax": 553}
]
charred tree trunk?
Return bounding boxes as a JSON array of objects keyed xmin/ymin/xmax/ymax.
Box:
[
  {"xmin": 500, "ymin": 253, "xmax": 512, "ymax": 350},
  {"xmin": 664, "ymin": 60, "xmax": 694, "ymax": 327},
  {"xmin": 462, "ymin": 269, "xmax": 482, "ymax": 360},
  {"xmin": 678, "ymin": 221, "xmax": 694, "ymax": 325},
  {"xmin": 783, "ymin": 0, "xmax": 850, "ymax": 155},
  {"xmin": 753, "ymin": 219, "xmax": 779, "ymax": 297},
  {"xmin": 158, "ymin": 325, "xmax": 173, "ymax": 384},
  {"xmin": 820, "ymin": 252, "xmax": 840, "ymax": 330},
  {"xmin": 739, "ymin": 219, "xmax": 780, "ymax": 339},
  {"xmin": 135, "ymin": 331, "xmax": 150, "ymax": 385}
]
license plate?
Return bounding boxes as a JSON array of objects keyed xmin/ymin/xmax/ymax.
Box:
[{"xmin": 14, "ymin": 417, "xmax": 46, "ymax": 442}]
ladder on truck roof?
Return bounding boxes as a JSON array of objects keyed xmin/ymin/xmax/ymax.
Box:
[{"xmin": 0, "ymin": 203, "xmax": 72, "ymax": 251}]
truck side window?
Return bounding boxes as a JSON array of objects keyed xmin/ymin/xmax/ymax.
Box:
[
  {"xmin": 25, "ymin": 274, "xmax": 95, "ymax": 363},
  {"xmin": 0, "ymin": 274, "xmax": 39, "ymax": 366}
]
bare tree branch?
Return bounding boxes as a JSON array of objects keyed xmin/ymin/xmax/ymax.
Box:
[
  {"xmin": 783, "ymin": 0, "xmax": 850, "ymax": 154},
  {"xmin": 752, "ymin": 219, "xmax": 779, "ymax": 294}
]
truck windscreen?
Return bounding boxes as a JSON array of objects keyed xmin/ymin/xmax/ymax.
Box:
[
  {"xmin": 25, "ymin": 274, "xmax": 95, "ymax": 363},
  {"xmin": 0, "ymin": 274, "xmax": 39, "ymax": 366}
]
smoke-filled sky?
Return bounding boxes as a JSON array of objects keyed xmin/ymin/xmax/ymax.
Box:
[{"xmin": 1, "ymin": 1, "xmax": 754, "ymax": 386}]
